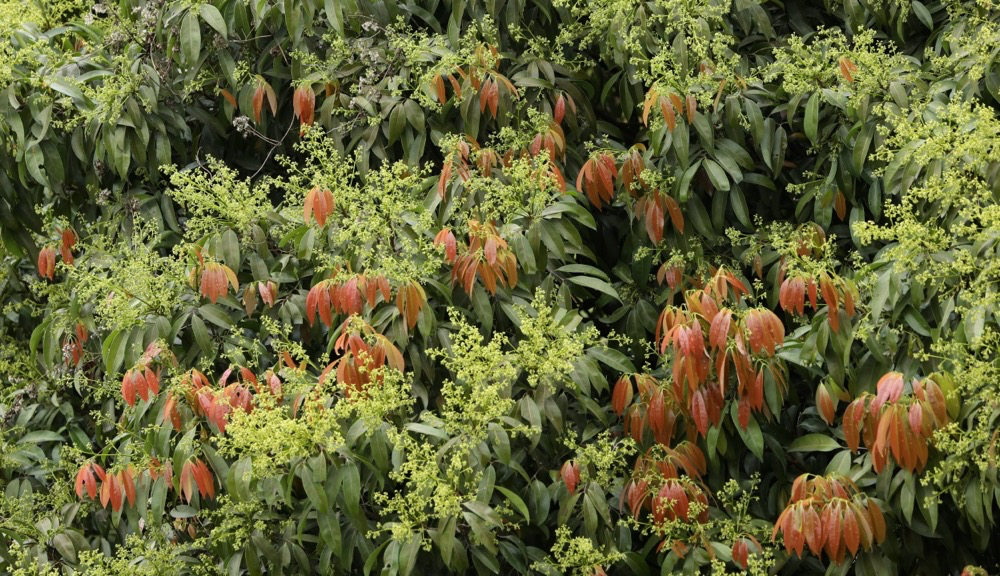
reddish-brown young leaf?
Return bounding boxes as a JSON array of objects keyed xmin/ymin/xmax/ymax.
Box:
[
  {"xmin": 121, "ymin": 370, "xmax": 138, "ymax": 407},
  {"xmin": 38, "ymin": 246, "xmax": 56, "ymax": 280},
  {"xmin": 908, "ymin": 402, "xmax": 923, "ymax": 435},
  {"xmin": 162, "ymin": 392, "xmax": 182, "ymax": 431},
  {"xmin": 691, "ymin": 390, "xmax": 709, "ymax": 437},
  {"xmin": 668, "ymin": 93, "xmax": 684, "ymax": 120},
  {"xmin": 645, "ymin": 196, "xmax": 664, "ymax": 244},
  {"xmin": 823, "ymin": 505, "xmax": 842, "ymax": 562},
  {"xmin": 803, "ymin": 504, "xmax": 823, "ymax": 555},
  {"xmin": 143, "ymin": 366, "xmax": 160, "ymax": 400},
  {"xmin": 660, "ymin": 99, "xmax": 677, "ymax": 131},
  {"xmin": 663, "ymin": 195, "xmax": 684, "ymax": 233},
  {"xmin": 61, "ymin": 227, "xmax": 76, "ymax": 250},
  {"xmin": 612, "ymin": 376, "xmax": 633, "ymax": 415},
  {"xmin": 816, "ymin": 383, "xmax": 836, "ymax": 425},
  {"xmin": 554, "ymin": 93, "xmax": 566, "ymax": 124},
  {"xmin": 874, "ymin": 372, "xmax": 904, "ymax": 412},
  {"xmin": 121, "ymin": 467, "xmax": 136, "ymax": 507},
  {"xmin": 709, "ymin": 308, "xmax": 732, "ymax": 350},
  {"xmin": 820, "ymin": 275, "xmax": 841, "ymax": 331},
  {"xmin": 193, "ymin": 459, "xmax": 216, "ymax": 500},
  {"xmin": 304, "ymin": 186, "xmax": 335, "ymax": 227},
  {"xmin": 434, "ymin": 228, "xmax": 457, "ymax": 263},
  {"xmin": 867, "ymin": 499, "xmax": 886, "ymax": 543},
  {"xmin": 293, "ymin": 85, "xmax": 315, "ymax": 130},
  {"xmin": 779, "ymin": 277, "xmax": 806, "ymax": 316},
  {"xmin": 839, "ymin": 57, "xmax": 857, "ymax": 83},
  {"xmin": 220, "ymin": 88, "xmax": 237, "ymax": 108},
  {"xmin": 648, "ymin": 389, "xmax": 667, "ymax": 438},
  {"xmin": 642, "ymin": 89, "xmax": 657, "ymax": 126},
  {"xmin": 843, "ymin": 398, "xmax": 864, "ymax": 452},
  {"xmin": 252, "ymin": 83, "xmax": 265, "ymax": 123},
  {"xmin": 843, "ymin": 507, "xmax": 860, "ymax": 556},
  {"xmin": 180, "ymin": 461, "xmax": 196, "ymax": 503},
  {"xmin": 834, "ymin": 190, "xmax": 847, "ymax": 220},
  {"xmin": 306, "ymin": 282, "xmax": 333, "ymax": 327},
  {"xmin": 396, "ymin": 281, "xmax": 426, "ymax": 329},
  {"xmin": 732, "ymin": 539, "xmax": 749, "ymax": 569},
  {"xmin": 560, "ymin": 460, "xmax": 580, "ymax": 495},
  {"xmin": 433, "ymin": 74, "xmax": 446, "ymax": 103},
  {"xmin": 75, "ymin": 463, "xmax": 100, "ymax": 500}
]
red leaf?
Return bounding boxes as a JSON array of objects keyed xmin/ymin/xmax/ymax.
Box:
[{"xmin": 554, "ymin": 94, "xmax": 566, "ymax": 124}]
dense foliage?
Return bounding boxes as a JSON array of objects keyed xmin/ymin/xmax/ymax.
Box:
[{"xmin": 1, "ymin": 0, "xmax": 998, "ymax": 574}]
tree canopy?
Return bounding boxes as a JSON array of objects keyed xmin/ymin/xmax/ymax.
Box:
[{"xmin": 0, "ymin": 0, "xmax": 998, "ymax": 574}]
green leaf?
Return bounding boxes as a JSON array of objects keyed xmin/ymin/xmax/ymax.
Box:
[
  {"xmin": 404, "ymin": 422, "xmax": 449, "ymax": 440},
  {"xmin": 788, "ymin": 434, "xmax": 841, "ymax": 453},
  {"xmin": 731, "ymin": 405, "xmax": 764, "ymax": 460},
  {"xmin": 730, "ymin": 185, "xmax": 751, "ymax": 227},
  {"xmin": 703, "ymin": 158, "xmax": 730, "ymax": 192},
  {"xmin": 587, "ymin": 346, "xmax": 635, "ymax": 374},
  {"xmin": 804, "ymin": 92, "xmax": 820, "ymax": 145},
  {"xmin": 24, "ymin": 144, "xmax": 48, "ymax": 187},
  {"xmin": 48, "ymin": 78, "xmax": 84, "ymax": 101},
  {"xmin": 180, "ymin": 10, "xmax": 202, "ymax": 66},
  {"xmin": 199, "ymin": 304, "xmax": 234, "ymax": 328},
  {"xmin": 557, "ymin": 264, "xmax": 609, "ymax": 282},
  {"xmin": 388, "ymin": 104, "xmax": 406, "ymax": 144},
  {"xmin": 199, "ymin": 4, "xmax": 228, "ymax": 38},
  {"xmin": 495, "ymin": 486, "xmax": 530, "ymax": 522},
  {"xmin": 18, "ymin": 430, "xmax": 64, "ymax": 444},
  {"xmin": 191, "ymin": 313, "xmax": 213, "ymax": 355},
  {"xmin": 566, "ymin": 275, "xmax": 620, "ymax": 301},
  {"xmin": 912, "ymin": 0, "xmax": 933, "ymax": 29}
]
